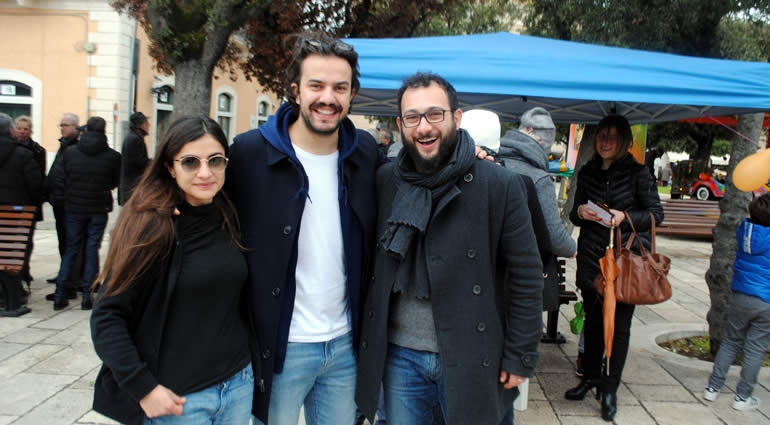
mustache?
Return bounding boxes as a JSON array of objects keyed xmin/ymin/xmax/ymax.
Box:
[{"xmin": 310, "ymin": 102, "xmax": 343, "ymax": 113}]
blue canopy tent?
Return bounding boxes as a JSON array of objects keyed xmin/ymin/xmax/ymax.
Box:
[{"xmin": 344, "ymin": 32, "xmax": 770, "ymax": 124}]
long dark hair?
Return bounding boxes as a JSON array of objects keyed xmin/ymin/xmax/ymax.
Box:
[{"xmin": 95, "ymin": 116, "xmax": 243, "ymax": 297}]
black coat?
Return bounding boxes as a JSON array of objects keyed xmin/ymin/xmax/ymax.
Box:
[
  {"xmin": 47, "ymin": 135, "xmax": 78, "ymax": 207},
  {"xmin": 0, "ymin": 135, "xmax": 44, "ymax": 206},
  {"xmin": 569, "ymin": 153, "xmax": 664, "ymax": 293},
  {"xmin": 18, "ymin": 139, "xmax": 47, "ymax": 220},
  {"xmin": 57, "ymin": 132, "xmax": 121, "ymax": 214},
  {"xmin": 225, "ymin": 126, "xmax": 383, "ymax": 424},
  {"xmin": 355, "ymin": 160, "xmax": 544, "ymax": 425},
  {"xmin": 90, "ymin": 222, "xmax": 261, "ymax": 425},
  {"xmin": 119, "ymin": 127, "xmax": 149, "ymax": 205}
]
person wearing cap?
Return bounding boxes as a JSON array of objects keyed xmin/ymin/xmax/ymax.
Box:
[
  {"xmin": 119, "ymin": 112, "xmax": 151, "ymax": 206},
  {"xmin": 498, "ymin": 107, "xmax": 576, "ymax": 259}
]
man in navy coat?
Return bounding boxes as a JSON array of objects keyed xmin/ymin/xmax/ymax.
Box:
[{"xmin": 226, "ymin": 33, "xmax": 384, "ymax": 425}]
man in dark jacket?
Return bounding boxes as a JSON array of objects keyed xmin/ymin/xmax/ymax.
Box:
[
  {"xmin": 14, "ymin": 115, "xmax": 47, "ymax": 282},
  {"xmin": 46, "ymin": 113, "xmax": 84, "ymax": 291},
  {"xmin": 118, "ymin": 112, "xmax": 150, "ymax": 205},
  {"xmin": 355, "ymin": 73, "xmax": 543, "ymax": 425},
  {"xmin": 53, "ymin": 116, "xmax": 120, "ymax": 311},
  {"xmin": 0, "ymin": 112, "xmax": 44, "ymax": 217},
  {"xmin": 226, "ymin": 33, "xmax": 385, "ymax": 425}
]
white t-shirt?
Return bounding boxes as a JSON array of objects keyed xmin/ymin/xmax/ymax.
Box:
[{"xmin": 288, "ymin": 144, "xmax": 351, "ymax": 342}]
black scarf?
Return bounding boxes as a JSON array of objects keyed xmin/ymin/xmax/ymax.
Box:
[{"xmin": 379, "ymin": 129, "xmax": 476, "ymax": 298}]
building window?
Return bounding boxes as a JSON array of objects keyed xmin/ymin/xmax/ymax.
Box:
[
  {"xmin": 257, "ymin": 100, "xmax": 271, "ymax": 127},
  {"xmin": 217, "ymin": 93, "xmax": 234, "ymax": 141},
  {"xmin": 0, "ymin": 80, "xmax": 33, "ymax": 121}
]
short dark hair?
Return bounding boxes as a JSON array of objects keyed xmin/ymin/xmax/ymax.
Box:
[
  {"xmin": 750, "ymin": 193, "xmax": 770, "ymax": 227},
  {"xmin": 593, "ymin": 114, "xmax": 634, "ymax": 162},
  {"xmin": 397, "ymin": 72, "xmax": 459, "ymax": 118},
  {"xmin": 284, "ymin": 32, "xmax": 360, "ymax": 117},
  {"xmin": 86, "ymin": 116, "xmax": 106, "ymax": 134}
]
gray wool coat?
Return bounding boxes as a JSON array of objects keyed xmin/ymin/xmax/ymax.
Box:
[{"xmin": 355, "ymin": 158, "xmax": 544, "ymax": 425}]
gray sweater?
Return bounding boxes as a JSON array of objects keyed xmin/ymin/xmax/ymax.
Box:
[{"xmin": 498, "ymin": 130, "xmax": 577, "ymax": 257}]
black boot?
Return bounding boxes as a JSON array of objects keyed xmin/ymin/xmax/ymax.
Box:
[
  {"xmin": 565, "ymin": 378, "xmax": 600, "ymax": 400},
  {"xmin": 81, "ymin": 292, "xmax": 93, "ymax": 311},
  {"xmin": 601, "ymin": 392, "xmax": 617, "ymax": 421},
  {"xmin": 53, "ymin": 298, "xmax": 69, "ymax": 310}
]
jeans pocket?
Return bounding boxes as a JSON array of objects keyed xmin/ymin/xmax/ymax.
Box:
[{"xmin": 242, "ymin": 363, "xmax": 254, "ymax": 383}]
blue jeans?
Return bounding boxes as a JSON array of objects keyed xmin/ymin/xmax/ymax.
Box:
[
  {"xmin": 255, "ymin": 332, "xmax": 356, "ymax": 425},
  {"xmin": 708, "ymin": 292, "xmax": 770, "ymax": 398},
  {"xmin": 384, "ymin": 344, "xmax": 447, "ymax": 425},
  {"xmin": 144, "ymin": 364, "xmax": 254, "ymax": 425},
  {"xmin": 385, "ymin": 344, "xmax": 514, "ymax": 425},
  {"xmin": 55, "ymin": 212, "xmax": 107, "ymax": 298}
]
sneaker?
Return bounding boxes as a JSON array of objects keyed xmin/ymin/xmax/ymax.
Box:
[
  {"xmin": 703, "ymin": 386, "xmax": 720, "ymax": 401},
  {"xmin": 576, "ymin": 353, "xmax": 584, "ymax": 377},
  {"xmin": 732, "ymin": 395, "xmax": 760, "ymax": 411}
]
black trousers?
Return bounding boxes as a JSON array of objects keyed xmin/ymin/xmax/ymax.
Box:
[{"xmin": 582, "ymin": 288, "xmax": 636, "ymax": 394}]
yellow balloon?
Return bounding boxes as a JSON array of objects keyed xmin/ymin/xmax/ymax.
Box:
[{"xmin": 733, "ymin": 148, "xmax": 770, "ymax": 192}]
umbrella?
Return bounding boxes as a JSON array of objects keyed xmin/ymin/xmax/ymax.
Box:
[{"xmin": 598, "ymin": 218, "xmax": 618, "ymax": 376}]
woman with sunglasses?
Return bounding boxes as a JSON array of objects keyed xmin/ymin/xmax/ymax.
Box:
[{"xmin": 90, "ymin": 116, "xmax": 259, "ymax": 425}]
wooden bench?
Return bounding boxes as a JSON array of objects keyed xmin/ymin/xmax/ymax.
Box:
[
  {"xmin": 657, "ymin": 199, "xmax": 719, "ymax": 238},
  {"xmin": 542, "ymin": 259, "xmax": 577, "ymax": 344},
  {"xmin": 0, "ymin": 205, "xmax": 35, "ymax": 317}
]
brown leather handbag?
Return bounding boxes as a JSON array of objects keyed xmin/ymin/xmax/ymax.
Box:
[{"xmin": 595, "ymin": 211, "xmax": 672, "ymax": 305}]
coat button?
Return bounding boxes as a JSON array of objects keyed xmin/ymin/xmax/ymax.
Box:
[
  {"xmin": 361, "ymin": 340, "xmax": 368, "ymax": 350},
  {"xmin": 262, "ymin": 349, "xmax": 271, "ymax": 359},
  {"xmin": 472, "ymin": 284, "xmax": 481, "ymax": 295},
  {"xmin": 482, "ymin": 358, "xmax": 490, "ymax": 367},
  {"xmin": 464, "ymin": 173, "xmax": 473, "ymax": 182},
  {"xmin": 282, "ymin": 225, "xmax": 292, "ymax": 235},
  {"xmin": 368, "ymin": 310, "xmax": 374, "ymax": 318},
  {"xmin": 272, "ymin": 287, "xmax": 281, "ymax": 297},
  {"xmin": 477, "ymin": 322, "xmax": 486, "ymax": 332},
  {"xmin": 467, "ymin": 249, "xmax": 476, "ymax": 259}
]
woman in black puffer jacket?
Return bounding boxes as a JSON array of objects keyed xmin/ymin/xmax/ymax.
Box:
[{"xmin": 564, "ymin": 115, "xmax": 663, "ymax": 422}]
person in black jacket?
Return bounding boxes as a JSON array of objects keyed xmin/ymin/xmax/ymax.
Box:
[
  {"xmin": 564, "ymin": 115, "xmax": 663, "ymax": 422},
  {"xmin": 53, "ymin": 116, "xmax": 121, "ymax": 310},
  {"xmin": 91, "ymin": 116, "xmax": 256, "ymax": 425},
  {"xmin": 119, "ymin": 111, "xmax": 150, "ymax": 205},
  {"xmin": 13, "ymin": 115, "xmax": 47, "ymax": 282},
  {"xmin": 46, "ymin": 113, "xmax": 85, "ymax": 291},
  {"xmin": 0, "ymin": 113, "xmax": 44, "ymax": 301}
]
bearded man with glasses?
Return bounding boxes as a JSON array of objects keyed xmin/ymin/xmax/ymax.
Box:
[{"xmin": 355, "ymin": 72, "xmax": 543, "ymax": 425}]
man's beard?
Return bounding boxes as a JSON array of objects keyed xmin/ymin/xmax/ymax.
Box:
[
  {"xmin": 403, "ymin": 124, "xmax": 459, "ymax": 174},
  {"xmin": 300, "ymin": 101, "xmax": 345, "ymax": 136}
]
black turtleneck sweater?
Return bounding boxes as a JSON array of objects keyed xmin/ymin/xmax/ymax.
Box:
[{"xmin": 158, "ymin": 201, "xmax": 251, "ymax": 396}]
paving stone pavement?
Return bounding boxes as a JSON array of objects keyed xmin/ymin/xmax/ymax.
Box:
[{"xmin": 1, "ymin": 205, "xmax": 769, "ymax": 425}]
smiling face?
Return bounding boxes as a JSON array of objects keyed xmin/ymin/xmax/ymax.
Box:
[
  {"xmin": 595, "ymin": 126, "xmax": 621, "ymax": 162},
  {"xmin": 291, "ymin": 54, "xmax": 354, "ymax": 136},
  {"xmin": 167, "ymin": 134, "xmax": 226, "ymax": 206},
  {"xmin": 398, "ymin": 82, "xmax": 462, "ymax": 173}
]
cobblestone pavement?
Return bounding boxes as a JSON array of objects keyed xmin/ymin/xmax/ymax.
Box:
[{"xmin": 0, "ymin": 206, "xmax": 768, "ymax": 425}]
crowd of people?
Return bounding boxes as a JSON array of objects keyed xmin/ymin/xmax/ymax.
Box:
[{"xmin": 2, "ymin": 30, "xmax": 768, "ymax": 425}]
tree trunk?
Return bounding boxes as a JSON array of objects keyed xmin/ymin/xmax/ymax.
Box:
[
  {"xmin": 173, "ymin": 60, "xmax": 214, "ymax": 118},
  {"xmin": 692, "ymin": 131, "xmax": 714, "ymax": 162},
  {"xmin": 705, "ymin": 113, "xmax": 764, "ymax": 355},
  {"xmin": 560, "ymin": 126, "xmax": 597, "ymax": 233}
]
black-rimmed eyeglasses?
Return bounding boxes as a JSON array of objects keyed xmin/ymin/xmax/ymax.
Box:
[
  {"xmin": 174, "ymin": 155, "xmax": 228, "ymax": 173},
  {"xmin": 401, "ymin": 109, "xmax": 449, "ymax": 128}
]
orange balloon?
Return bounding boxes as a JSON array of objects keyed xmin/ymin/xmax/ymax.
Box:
[{"xmin": 733, "ymin": 149, "xmax": 770, "ymax": 192}]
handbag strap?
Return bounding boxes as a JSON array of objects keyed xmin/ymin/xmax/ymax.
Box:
[{"xmin": 623, "ymin": 211, "xmax": 650, "ymax": 256}]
